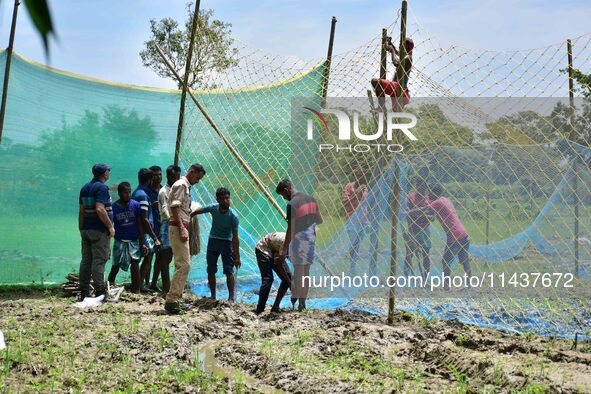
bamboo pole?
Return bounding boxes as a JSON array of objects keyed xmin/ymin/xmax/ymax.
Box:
[
  {"xmin": 156, "ymin": 44, "xmax": 285, "ymax": 218},
  {"xmin": 0, "ymin": 0, "xmax": 20, "ymax": 144},
  {"xmin": 380, "ymin": 28, "xmax": 388, "ymax": 81},
  {"xmin": 321, "ymin": 16, "xmax": 337, "ymax": 102},
  {"xmin": 485, "ymin": 152, "xmax": 493, "ymax": 246},
  {"xmin": 174, "ymin": 0, "xmax": 201, "ymax": 166},
  {"xmin": 377, "ymin": 27, "xmax": 389, "ymax": 114},
  {"xmin": 387, "ymin": 0, "xmax": 407, "ymax": 325},
  {"xmin": 567, "ymin": 39, "xmax": 579, "ymax": 277}
]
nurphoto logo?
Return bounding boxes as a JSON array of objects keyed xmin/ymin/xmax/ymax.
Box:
[{"xmin": 304, "ymin": 106, "xmax": 418, "ymax": 153}]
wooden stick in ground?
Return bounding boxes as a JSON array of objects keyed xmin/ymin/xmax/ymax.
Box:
[
  {"xmin": 0, "ymin": 0, "xmax": 20, "ymax": 144},
  {"xmin": 567, "ymin": 38, "xmax": 580, "ymax": 278},
  {"xmin": 321, "ymin": 16, "xmax": 337, "ymax": 105},
  {"xmin": 387, "ymin": 0, "xmax": 408, "ymax": 325}
]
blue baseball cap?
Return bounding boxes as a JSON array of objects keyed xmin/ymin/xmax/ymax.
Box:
[{"xmin": 92, "ymin": 163, "xmax": 112, "ymax": 177}]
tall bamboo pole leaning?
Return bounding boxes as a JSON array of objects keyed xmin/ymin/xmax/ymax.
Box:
[
  {"xmin": 154, "ymin": 44, "xmax": 347, "ymax": 289},
  {"xmin": 321, "ymin": 16, "xmax": 337, "ymax": 105},
  {"xmin": 174, "ymin": 0, "xmax": 201, "ymax": 166},
  {"xmin": 0, "ymin": 0, "xmax": 20, "ymax": 144},
  {"xmin": 387, "ymin": 0, "xmax": 407, "ymax": 325},
  {"xmin": 567, "ymin": 38, "xmax": 579, "ymax": 277}
]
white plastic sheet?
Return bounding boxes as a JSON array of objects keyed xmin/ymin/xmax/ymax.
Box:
[
  {"xmin": 0, "ymin": 330, "xmax": 6, "ymax": 350},
  {"xmin": 73, "ymin": 294, "xmax": 105, "ymax": 309}
]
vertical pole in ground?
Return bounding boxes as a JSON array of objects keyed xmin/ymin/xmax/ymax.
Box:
[
  {"xmin": 387, "ymin": 0, "xmax": 407, "ymax": 325},
  {"xmin": 174, "ymin": 0, "xmax": 201, "ymax": 166},
  {"xmin": 0, "ymin": 0, "xmax": 20, "ymax": 144},
  {"xmin": 378, "ymin": 28, "xmax": 388, "ymax": 111},
  {"xmin": 364, "ymin": 27, "xmax": 390, "ymax": 302},
  {"xmin": 485, "ymin": 186, "xmax": 491, "ymax": 245},
  {"xmin": 567, "ymin": 39, "xmax": 579, "ymax": 277},
  {"xmin": 321, "ymin": 16, "xmax": 337, "ymax": 104},
  {"xmin": 485, "ymin": 152, "xmax": 493, "ymax": 246}
]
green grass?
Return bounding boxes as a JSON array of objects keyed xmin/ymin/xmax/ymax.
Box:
[
  {"xmin": 246, "ymin": 331, "xmax": 436, "ymax": 392},
  {"xmin": 0, "ymin": 303, "xmax": 228, "ymax": 392}
]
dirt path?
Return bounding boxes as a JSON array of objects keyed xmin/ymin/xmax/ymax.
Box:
[{"xmin": 1, "ymin": 289, "xmax": 590, "ymax": 393}]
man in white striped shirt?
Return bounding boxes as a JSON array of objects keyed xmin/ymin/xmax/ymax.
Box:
[{"xmin": 255, "ymin": 232, "xmax": 292, "ymax": 313}]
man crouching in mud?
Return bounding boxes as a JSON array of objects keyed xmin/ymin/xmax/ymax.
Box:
[{"xmin": 254, "ymin": 232, "xmax": 292, "ymax": 314}]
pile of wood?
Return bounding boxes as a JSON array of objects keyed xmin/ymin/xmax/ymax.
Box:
[
  {"xmin": 61, "ymin": 273, "xmax": 93, "ymax": 297},
  {"xmin": 61, "ymin": 273, "xmax": 124, "ymax": 302}
]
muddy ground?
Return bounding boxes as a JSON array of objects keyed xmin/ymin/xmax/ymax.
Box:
[{"xmin": 1, "ymin": 288, "xmax": 590, "ymax": 393}]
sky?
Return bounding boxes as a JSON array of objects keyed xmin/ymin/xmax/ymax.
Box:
[{"xmin": 0, "ymin": 0, "xmax": 590, "ymax": 89}]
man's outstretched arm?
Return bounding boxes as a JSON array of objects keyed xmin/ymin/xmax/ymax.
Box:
[
  {"xmin": 386, "ymin": 36, "xmax": 400, "ymax": 67},
  {"xmin": 190, "ymin": 207, "xmax": 206, "ymax": 217}
]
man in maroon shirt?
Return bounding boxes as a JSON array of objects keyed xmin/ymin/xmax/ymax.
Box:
[
  {"xmin": 408, "ymin": 183, "xmax": 472, "ymax": 281},
  {"xmin": 276, "ymin": 179, "xmax": 323, "ymax": 311}
]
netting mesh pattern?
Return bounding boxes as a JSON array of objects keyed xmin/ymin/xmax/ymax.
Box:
[{"xmin": 1, "ymin": 7, "xmax": 591, "ymax": 337}]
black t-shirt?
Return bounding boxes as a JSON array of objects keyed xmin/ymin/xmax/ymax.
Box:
[{"xmin": 287, "ymin": 192, "xmax": 320, "ymax": 234}]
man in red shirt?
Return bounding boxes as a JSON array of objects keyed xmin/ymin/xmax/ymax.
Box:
[{"xmin": 409, "ymin": 183, "xmax": 472, "ymax": 280}]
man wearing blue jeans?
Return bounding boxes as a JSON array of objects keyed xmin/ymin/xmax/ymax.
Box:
[
  {"xmin": 192, "ymin": 187, "xmax": 241, "ymax": 301},
  {"xmin": 78, "ymin": 163, "xmax": 114, "ymax": 300}
]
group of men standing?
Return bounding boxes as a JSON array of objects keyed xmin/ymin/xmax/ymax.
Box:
[
  {"xmin": 78, "ymin": 157, "xmax": 472, "ymax": 315},
  {"xmin": 78, "ymin": 163, "xmax": 202, "ymax": 311},
  {"xmin": 78, "ymin": 162, "xmax": 323, "ymax": 314}
]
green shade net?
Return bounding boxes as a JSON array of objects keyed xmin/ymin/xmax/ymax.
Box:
[
  {"xmin": 0, "ymin": 51, "xmax": 326, "ymax": 284},
  {"xmin": 1, "ymin": 17, "xmax": 590, "ymax": 339}
]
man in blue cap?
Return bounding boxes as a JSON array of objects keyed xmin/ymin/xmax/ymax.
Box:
[{"xmin": 78, "ymin": 163, "xmax": 114, "ymax": 300}]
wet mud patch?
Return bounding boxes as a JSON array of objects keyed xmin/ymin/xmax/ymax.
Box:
[{"xmin": 1, "ymin": 289, "xmax": 590, "ymax": 393}]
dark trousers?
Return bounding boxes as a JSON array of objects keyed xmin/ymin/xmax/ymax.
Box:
[
  {"xmin": 347, "ymin": 223, "xmax": 379, "ymax": 275},
  {"xmin": 256, "ymin": 249, "xmax": 292, "ymax": 312},
  {"xmin": 442, "ymin": 236, "xmax": 471, "ymax": 277},
  {"xmin": 79, "ymin": 229, "xmax": 110, "ymax": 296}
]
